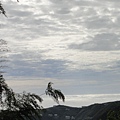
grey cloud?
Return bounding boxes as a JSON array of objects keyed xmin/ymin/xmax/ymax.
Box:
[
  {"xmin": 110, "ymin": 61, "xmax": 120, "ymax": 73},
  {"xmin": 4, "ymin": 1, "xmax": 33, "ymax": 16},
  {"xmin": 48, "ymin": 0, "xmax": 101, "ymax": 16},
  {"xmin": 7, "ymin": 52, "xmax": 120, "ymax": 80},
  {"xmin": 47, "ymin": 0, "xmax": 74, "ymax": 15},
  {"xmin": 8, "ymin": 9, "xmax": 33, "ymax": 17},
  {"xmin": 85, "ymin": 16, "xmax": 114, "ymax": 29},
  {"xmin": 6, "ymin": 51, "xmax": 68, "ymax": 78},
  {"xmin": 49, "ymin": 0, "xmax": 102, "ymax": 7},
  {"xmin": 2, "ymin": 0, "xmax": 118, "ymax": 41},
  {"xmin": 49, "ymin": 0, "xmax": 72, "ymax": 6},
  {"xmin": 69, "ymin": 33, "xmax": 120, "ymax": 51},
  {"xmin": 1, "ymin": 0, "xmax": 120, "ymax": 43},
  {"xmin": 99, "ymin": 0, "xmax": 120, "ymax": 3},
  {"xmin": 54, "ymin": 8, "xmax": 71, "ymax": 15},
  {"xmin": 1, "ymin": 1, "xmax": 74, "ymax": 39}
]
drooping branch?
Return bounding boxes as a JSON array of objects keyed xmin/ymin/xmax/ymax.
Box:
[
  {"xmin": 45, "ymin": 82, "xmax": 65, "ymax": 104},
  {"xmin": 0, "ymin": 75, "xmax": 43, "ymax": 120}
]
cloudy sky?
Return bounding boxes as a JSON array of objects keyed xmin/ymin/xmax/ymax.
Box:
[{"xmin": 0, "ymin": 0, "xmax": 120, "ymax": 107}]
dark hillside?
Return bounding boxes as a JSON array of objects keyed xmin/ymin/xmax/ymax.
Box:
[
  {"xmin": 42, "ymin": 101, "xmax": 120, "ymax": 120},
  {"xmin": 0, "ymin": 101, "xmax": 120, "ymax": 120}
]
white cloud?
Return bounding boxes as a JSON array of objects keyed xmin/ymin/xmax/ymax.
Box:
[
  {"xmin": 42, "ymin": 94, "xmax": 120, "ymax": 108},
  {"xmin": 64, "ymin": 94, "xmax": 120, "ymax": 107},
  {"xmin": 69, "ymin": 33, "xmax": 120, "ymax": 51}
]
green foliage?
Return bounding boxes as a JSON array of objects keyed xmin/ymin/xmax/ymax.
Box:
[{"xmin": 107, "ymin": 110, "xmax": 120, "ymax": 120}]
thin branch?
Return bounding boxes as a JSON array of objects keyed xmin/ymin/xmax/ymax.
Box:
[
  {"xmin": 40, "ymin": 93, "xmax": 46, "ymax": 96},
  {"xmin": 0, "ymin": 2, "xmax": 7, "ymax": 17}
]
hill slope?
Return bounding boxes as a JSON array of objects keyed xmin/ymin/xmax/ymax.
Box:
[{"xmin": 42, "ymin": 101, "xmax": 120, "ymax": 120}]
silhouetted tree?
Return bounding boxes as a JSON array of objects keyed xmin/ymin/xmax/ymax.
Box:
[
  {"xmin": 0, "ymin": 75, "xmax": 42, "ymax": 120},
  {"xmin": 0, "ymin": 75, "xmax": 65, "ymax": 120}
]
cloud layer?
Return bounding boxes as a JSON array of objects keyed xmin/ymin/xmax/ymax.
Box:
[{"xmin": 0, "ymin": 0, "xmax": 120, "ymax": 97}]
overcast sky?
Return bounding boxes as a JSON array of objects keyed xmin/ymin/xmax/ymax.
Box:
[{"xmin": 0, "ymin": 0, "xmax": 120, "ymax": 107}]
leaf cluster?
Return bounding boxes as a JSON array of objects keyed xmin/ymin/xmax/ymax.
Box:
[
  {"xmin": 45, "ymin": 82, "xmax": 65, "ymax": 104},
  {"xmin": 0, "ymin": 76, "xmax": 65, "ymax": 120},
  {"xmin": 0, "ymin": 75, "xmax": 43, "ymax": 120}
]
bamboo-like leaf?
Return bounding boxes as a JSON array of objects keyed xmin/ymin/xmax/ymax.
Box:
[
  {"xmin": 54, "ymin": 89, "xmax": 65, "ymax": 102},
  {"xmin": 45, "ymin": 82, "xmax": 65, "ymax": 104},
  {"xmin": 30, "ymin": 93, "xmax": 43, "ymax": 103}
]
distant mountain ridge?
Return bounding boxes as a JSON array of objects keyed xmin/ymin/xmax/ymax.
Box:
[
  {"xmin": 41, "ymin": 101, "xmax": 120, "ymax": 120},
  {"xmin": 0, "ymin": 100, "xmax": 120, "ymax": 120}
]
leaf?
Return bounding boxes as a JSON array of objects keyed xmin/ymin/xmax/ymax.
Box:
[
  {"xmin": 45, "ymin": 82, "xmax": 65, "ymax": 104},
  {"xmin": 54, "ymin": 89, "xmax": 65, "ymax": 102}
]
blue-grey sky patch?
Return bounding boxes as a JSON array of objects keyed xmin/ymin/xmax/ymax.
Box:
[{"xmin": 69, "ymin": 33, "xmax": 120, "ymax": 51}]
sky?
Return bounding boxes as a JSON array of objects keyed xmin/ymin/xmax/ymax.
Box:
[{"xmin": 0, "ymin": 0, "xmax": 120, "ymax": 108}]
